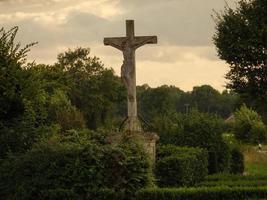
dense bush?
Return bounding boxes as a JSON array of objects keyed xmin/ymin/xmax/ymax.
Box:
[
  {"xmin": 233, "ymin": 105, "xmax": 267, "ymax": 144},
  {"xmin": 48, "ymin": 89, "xmax": 86, "ymax": 131},
  {"xmin": 173, "ymin": 110, "xmax": 231, "ymax": 174},
  {"xmin": 136, "ymin": 187, "xmax": 267, "ymax": 200},
  {"xmin": 208, "ymin": 141, "xmax": 231, "ymax": 174},
  {"xmin": 153, "ymin": 110, "xmax": 231, "ymax": 174},
  {"xmin": 230, "ymin": 148, "xmax": 244, "ymax": 174},
  {"xmin": 155, "ymin": 145, "xmax": 208, "ymax": 187},
  {"xmin": 0, "ymin": 131, "xmax": 153, "ymax": 200}
]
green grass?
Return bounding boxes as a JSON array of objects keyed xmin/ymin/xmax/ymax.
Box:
[
  {"xmin": 197, "ymin": 144, "xmax": 267, "ymax": 187},
  {"xmin": 242, "ymin": 144, "xmax": 267, "ymax": 176},
  {"xmin": 245, "ymin": 163, "xmax": 267, "ymax": 176}
]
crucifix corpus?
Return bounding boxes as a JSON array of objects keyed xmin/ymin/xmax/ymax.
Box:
[{"xmin": 104, "ymin": 20, "xmax": 157, "ymax": 132}]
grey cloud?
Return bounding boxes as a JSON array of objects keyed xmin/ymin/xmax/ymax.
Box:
[
  {"xmin": 119, "ymin": 0, "xmax": 237, "ymax": 46},
  {"xmin": 2, "ymin": 11, "xmax": 110, "ymax": 48},
  {"xmin": 0, "ymin": 0, "xmax": 238, "ymax": 47},
  {"xmin": 1, "ymin": 0, "xmax": 238, "ymax": 65},
  {"xmin": 0, "ymin": 0, "xmax": 84, "ymax": 14},
  {"xmin": 0, "ymin": 0, "xmax": 234, "ymax": 91}
]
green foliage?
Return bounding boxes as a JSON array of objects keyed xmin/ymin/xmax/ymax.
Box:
[
  {"xmin": 189, "ymin": 85, "xmax": 238, "ymax": 118},
  {"xmin": 155, "ymin": 145, "xmax": 208, "ymax": 187},
  {"xmin": 49, "ymin": 89, "xmax": 85, "ymax": 131},
  {"xmin": 230, "ymin": 147, "xmax": 245, "ymax": 174},
  {"xmin": 222, "ymin": 133, "xmax": 244, "ymax": 174},
  {"xmin": 205, "ymin": 173, "xmax": 267, "ymax": 182},
  {"xmin": 213, "ymin": 0, "xmax": 267, "ymax": 119},
  {"xmin": 136, "ymin": 187, "xmax": 267, "ymax": 200},
  {"xmin": 55, "ymin": 47, "xmax": 125, "ymax": 130},
  {"xmin": 0, "ymin": 26, "xmax": 35, "ymax": 122},
  {"xmin": 138, "ymin": 85, "xmax": 183, "ymax": 119},
  {"xmin": 233, "ymin": 105, "xmax": 267, "ymax": 143},
  {"xmin": 151, "ymin": 113, "xmax": 182, "ymax": 144},
  {"xmin": 199, "ymin": 180, "xmax": 267, "ymax": 187},
  {"xmin": 246, "ymin": 163, "xmax": 267, "ymax": 176},
  {"xmin": 200, "ymin": 173, "xmax": 267, "ymax": 187},
  {"xmin": 0, "ymin": 27, "xmax": 40, "ymax": 158},
  {"xmin": 173, "ymin": 109, "xmax": 231, "ymax": 174},
  {"xmin": 153, "ymin": 110, "xmax": 231, "ymax": 174},
  {"xmin": 0, "ymin": 130, "xmax": 152, "ymax": 200},
  {"xmin": 138, "ymin": 85, "xmax": 239, "ymax": 122}
]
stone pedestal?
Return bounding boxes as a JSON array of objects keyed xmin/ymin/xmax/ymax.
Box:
[
  {"xmin": 136, "ymin": 132, "xmax": 159, "ymax": 165},
  {"xmin": 108, "ymin": 131, "xmax": 159, "ymax": 165}
]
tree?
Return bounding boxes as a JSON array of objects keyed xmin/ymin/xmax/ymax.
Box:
[
  {"xmin": 176, "ymin": 85, "xmax": 239, "ymax": 118},
  {"xmin": 0, "ymin": 27, "xmax": 36, "ymax": 123},
  {"xmin": 55, "ymin": 48, "xmax": 124, "ymax": 130},
  {"xmin": 233, "ymin": 104, "xmax": 267, "ymax": 144},
  {"xmin": 0, "ymin": 27, "xmax": 39, "ymax": 157},
  {"xmin": 137, "ymin": 85, "xmax": 184, "ymax": 120},
  {"xmin": 189, "ymin": 85, "xmax": 237, "ymax": 118},
  {"xmin": 49, "ymin": 89, "xmax": 85, "ymax": 131},
  {"xmin": 179, "ymin": 110, "xmax": 230, "ymax": 174},
  {"xmin": 213, "ymin": 0, "xmax": 267, "ymax": 118}
]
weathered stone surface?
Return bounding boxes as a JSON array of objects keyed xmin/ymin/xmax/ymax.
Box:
[
  {"xmin": 141, "ymin": 132, "xmax": 159, "ymax": 165},
  {"xmin": 104, "ymin": 20, "xmax": 157, "ymax": 132}
]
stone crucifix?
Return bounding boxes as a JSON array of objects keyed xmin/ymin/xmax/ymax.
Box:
[{"xmin": 104, "ymin": 20, "xmax": 157, "ymax": 132}]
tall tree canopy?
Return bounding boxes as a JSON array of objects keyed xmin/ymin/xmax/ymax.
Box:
[
  {"xmin": 213, "ymin": 0, "xmax": 267, "ymax": 117},
  {"xmin": 55, "ymin": 48, "xmax": 125, "ymax": 129},
  {"xmin": 0, "ymin": 27, "xmax": 36, "ymax": 123}
]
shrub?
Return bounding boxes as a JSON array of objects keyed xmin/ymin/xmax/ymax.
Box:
[
  {"xmin": 174, "ymin": 110, "xmax": 231, "ymax": 174},
  {"xmin": 208, "ymin": 141, "xmax": 231, "ymax": 174},
  {"xmin": 49, "ymin": 89, "xmax": 85, "ymax": 131},
  {"xmin": 136, "ymin": 187, "xmax": 267, "ymax": 200},
  {"xmin": 152, "ymin": 110, "xmax": 231, "ymax": 174},
  {"xmin": 230, "ymin": 148, "xmax": 244, "ymax": 174},
  {"xmin": 155, "ymin": 145, "xmax": 208, "ymax": 187},
  {"xmin": 233, "ymin": 105, "xmax": 267, "ymax": 144},
  {"xmin": 0, "ymin": 131, "xmax": 152, "ymax": 200}
]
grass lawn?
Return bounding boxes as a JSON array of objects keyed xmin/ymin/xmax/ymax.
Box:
[
  {"xmin": 246, "ymin": 163, "xmax": 267, "ymax": 176},
  {"xmin": 243, "ymin": 145, "xmax": 267, "ymax": 176}
]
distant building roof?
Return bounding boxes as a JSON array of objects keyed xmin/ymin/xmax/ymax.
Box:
[{"xmin": 225, "ymin": 114, "xmax": 235, "ymax": 123}]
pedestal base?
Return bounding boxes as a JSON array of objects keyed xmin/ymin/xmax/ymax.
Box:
[
  {"xmin": 140, "ymin": 132, "xmax": 159, "ymax": 165},
  {"xmin": 120, "ymin": 116, "xmax": 142, "ymax": 132}
]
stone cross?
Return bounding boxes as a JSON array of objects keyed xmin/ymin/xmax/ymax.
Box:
[{"xmin": 104, "ymin": 20, "xmax": 157, "ymax": 132}]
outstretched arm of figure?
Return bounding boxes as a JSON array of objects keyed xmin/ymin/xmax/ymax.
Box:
[
  {"xmin": 133, "ymin": 36, "xmax": 157, "ymax": 49},
  {"xmin": 104, "ymin": 37, "xmax": 127, "ymax": 51}
]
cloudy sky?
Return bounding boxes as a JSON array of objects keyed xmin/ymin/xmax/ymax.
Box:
[{"xmin": 0, "ymin": 0, "xmax": 237, "ymax": 91}]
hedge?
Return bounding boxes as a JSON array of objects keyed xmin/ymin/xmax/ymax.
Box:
[
  {"xmin": 0, "ymin": 131, "xmax": 153, "ymax": 200},
  {"xmin": 155, "ymin": 145, "xmax": 208, "ymax": 187},
  {"xmin": 136, "ymin": 187, "xmax": 267, "ymax": 200},
  {"xmin": 198, "ymin": 180, "xmax": 267, "ymax": 187},
  {"xmin": 230, "ymin": 148, "xmax": 244, "ymax": 174},
  {"xmin": 172, "ymin": 110, "xmax": 231, "ymax": 174},
  {"xmin": 205, "ymin": 174, "xmax": 267, "ymax": 182},
  {"xmin": 35, "ymin": 189, "xmax": 124, "ymax": 200}
]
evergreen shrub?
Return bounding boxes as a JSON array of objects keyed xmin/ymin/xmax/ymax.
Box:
[
  {"xmin": 230, "ymin": 148, "xmax": 244, "ymax": 174},
  {"xmin": 0, "ymin": 131, "xmax": 152, "ymax": 200},
  {"xmin": 173, "ymin": 110, "xmax": 231, "ymax": 174},
  {"xmin": 155, "ymin": 145, "xmax": 208, "ymax": 187}
]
